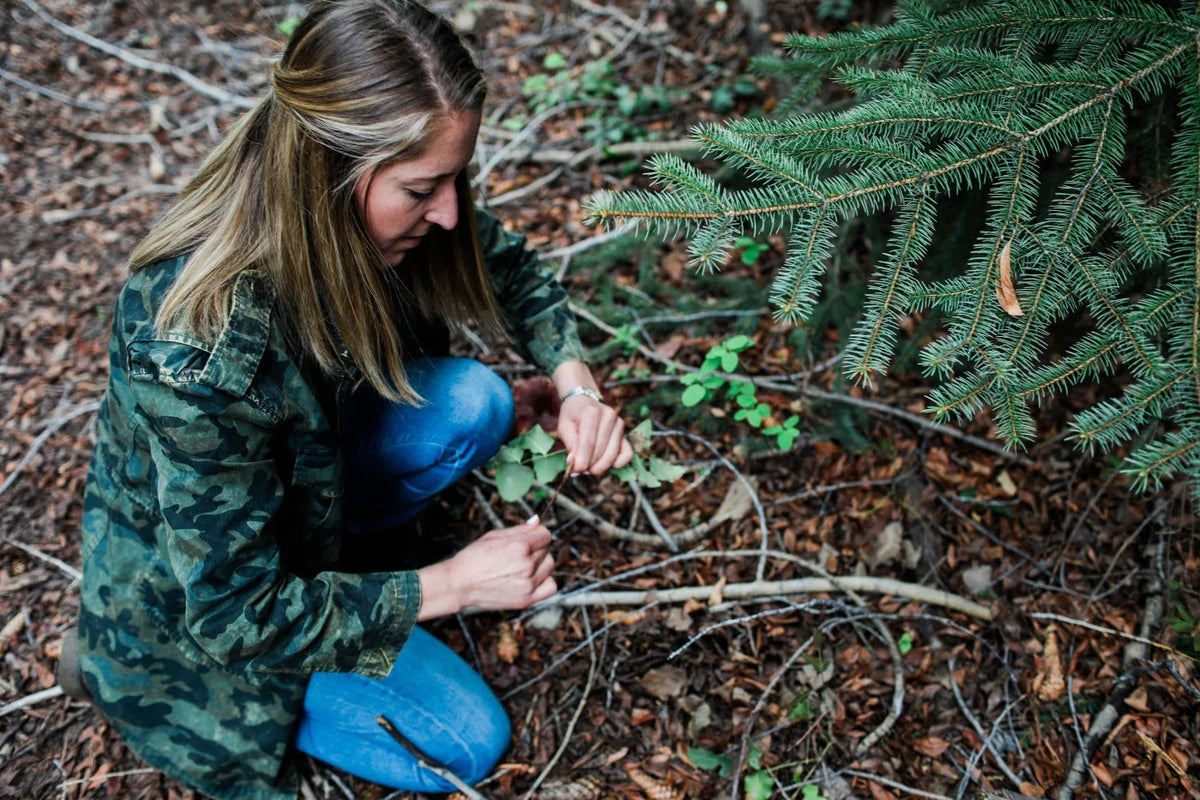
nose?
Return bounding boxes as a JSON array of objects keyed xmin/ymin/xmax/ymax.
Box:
[{"xmin": 424, "ymin": 182, "xmax": 459, "ymax": 231}]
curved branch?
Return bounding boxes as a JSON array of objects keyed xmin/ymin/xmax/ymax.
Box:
[{"xmin": 546, "ymin": 575, "xmax": 994, "ymax": 621}]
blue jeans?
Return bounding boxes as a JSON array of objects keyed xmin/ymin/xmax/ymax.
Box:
[{"xmin": 294, "ymin": 357, "xmax": 515, "ymax": 792}]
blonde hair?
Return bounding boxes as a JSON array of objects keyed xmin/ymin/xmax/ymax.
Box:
[{"xmin": 130, "ymin": 0, "xmax": 502, "ymax": 403}]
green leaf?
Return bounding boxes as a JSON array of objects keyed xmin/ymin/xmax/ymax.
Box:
[
  {"xmin": 725, "ymin": 334, "xmax": 754, "ymax": 351},
  {"xmin": 788, "ymin": 695, "xmax": 814, "ymax": 721},
  {"xmin": 898, "ymin": 631, "xmax": 914, "ymax": 655},
  {"xmin": 721, "ymin": 351, "xmax": 739, "ymax": 372},
  {"xmin": 277, "ymin": 15, "xmax": 301, "ymax": 37},
  {"xmin": 493, "ymin": 444, "xmax": 524, "ymax": 464},
  {"xmin": 682, "ymin": 384, "xmax": 709, "ymax": 407},
  {"xmin": 543, "ymin": 52, "xmax": 567, "ymax": 69},
  {"xmin": 495, "ymin": 463, "xmax": 534, "ymax": 502},
  {"xmin": 800, "ymin": 785, "xmax": 824, "ymax": 800},
  {"xmin": 747, "ymin": 742, "xmax": 763, "ymax": 770},
  {"xmin": 687, "ymin": 748, "xmax": 731, "ymax": 776},
  {"xmin": 611, "ymin": 465, "xmax": 637, "ymax": 482},
  {"xmin": 648, "ymin": 456, "xmax": 687, "ymax": 483},
  {"xmin": 635, "ymin": 455, "xmax": 662, "ymax": 488},
  {"xmin": 737, "ymin": 392, "xmax": 758, "ymax": 409},
  {"xmin": 532, "ymin": 452, "xmax": 567, "ymax": 484},
  {"xmin": 523, "ymin": 425, "xmax": 556, "ymax": 456},
  {"xmin": 777, "ymin": 429, "xmax": 799, "ymax": 450},
  {"xmin": 744, "ymin": 769, "xmax": 773, "ymax": 800}
]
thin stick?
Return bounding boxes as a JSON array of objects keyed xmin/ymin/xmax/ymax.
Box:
[
  {"xmin": 0, "ymin": 401, "xmax": 99, "ymax": 498},
  {"xmin": 0, "ymin": 686, "xmax": 63, "ymax": 717},
  {"xmin": 547, "ymin": 575, "xmax": 993, "ymax": 621},
  {"xmin": 19, "ymin": 0, "xmax": 256, "ymax": 109},
  {"xmin": 521, "ymin": 610, "xmax": 599, "ymax": 799},
  {"xmin": 376, "ymin": 715, "xmax": 488, "ymax": 800},
  {"xmin": 1028, "ymin": 611, "xmax": 1194, "ymax": 660},
  {"xmin": 947, "ymin": 656, "xmax": 1026, "ymax": 789},
  {"xmin": 2, "ymin": 539, "xmax": 82, "ymax": 582}
]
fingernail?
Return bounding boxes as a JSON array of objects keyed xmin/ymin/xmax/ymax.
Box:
[{"xmin": 527, "ymin": 514, "xmax": 540, "ymax": 525}]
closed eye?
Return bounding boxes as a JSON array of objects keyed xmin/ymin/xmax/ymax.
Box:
[{"xmin": 406, "ymin": 188, "xmax": 434, "ymax": 200}]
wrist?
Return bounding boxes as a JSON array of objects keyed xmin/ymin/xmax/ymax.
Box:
[
  {"xmin": 560, "ymin": 385, "xmax": 602, "ymax": 404},
  {"xmin": 416, "ymin": 559, "xmax": 463, "ymax": 621}
]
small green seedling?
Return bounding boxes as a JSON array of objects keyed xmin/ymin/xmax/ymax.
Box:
[{"xmin": 487, "ymin": 420, "xmax": 685, "ymax": 503}]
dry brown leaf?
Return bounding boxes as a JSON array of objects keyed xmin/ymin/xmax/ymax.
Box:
[
  {"xmin": 707, "ymin": 575, "xmax": 727, "ymax": 606},
  {"xmin": 996, "ymin": 238, "xmax": 1024, "ymax": 316},
  {"xmin": 711, "ymin": 477, "xmax": 757, "ymax": 524},
  {"xmin": 623, "ymin": 765, "xmax": 682, "ymax": 800},
  {"xmin": 912, "ymin": 735, "xmax": 950, "ymax": 757},
  {"xmin": 1034, "ymin": 628, "xmax": 1066, "ymax": 702},
  {"xmin": 639, "ymin": 665, "xmax": 688, "ymax": 700},
  {"xmin": 496, "ymin": 622, "xmax": 520, "ymax": 664}
]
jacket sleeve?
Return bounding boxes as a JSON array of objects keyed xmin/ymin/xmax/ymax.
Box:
[
  {"xmin": 477, "ymin": 208, "xmax": 586, "ymax": 374},
  {"xmin": 129, "ymin": 367, "xmax": 419, "ymax": 678}
]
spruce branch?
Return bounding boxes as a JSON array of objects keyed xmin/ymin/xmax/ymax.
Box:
[{"xmin": 588, "ymin": 0, "xmax": 1200, "ymax": 495}]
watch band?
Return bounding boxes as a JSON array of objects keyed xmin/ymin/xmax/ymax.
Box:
[{"xmin": 560, "ymin": 386, "xmax": 602, "ymax": 404}]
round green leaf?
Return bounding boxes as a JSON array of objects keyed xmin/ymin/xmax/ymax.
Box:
[
  {"xmin": 682, "ymin": 384, "xmax": 708, "ymax": 407},
  {"xmin": 495, "ymin": 462, "xmax": 534, "ymax": 502}
]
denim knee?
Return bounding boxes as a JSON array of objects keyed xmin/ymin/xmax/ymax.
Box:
[{"xmin": 440, "ymin": 359, "xmax": 515, "ymax": 470}]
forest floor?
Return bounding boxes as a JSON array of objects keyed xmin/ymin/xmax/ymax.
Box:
[{"xmin": 2, "ymin": 1, "xmax": 1198, "ymax": 799}]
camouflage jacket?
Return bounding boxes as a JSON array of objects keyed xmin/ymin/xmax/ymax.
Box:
[{"xmin": 78, "ymin": 212, "xmax": 583, "ymax": 800}]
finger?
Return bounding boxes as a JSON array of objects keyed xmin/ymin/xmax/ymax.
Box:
[
  {"xmin": 530, "ymin": 574, "xmax": 558, "ymax": 604},
  {"xmin": 572, "ymin": 412, "xmax": 598, "ymax": 473},
  {"xmin": 589, "ymin": 417, "xmax": 626, "ymax": 474},
  {"xmin": 614, "ymin": 436, "xmax": 634, "ymax": 469},
  {"xmin": 531, "ymin": 550, "xmax": 555, "ymax": 582},
  {"xmin": 522, "ymin": 524, "xmax": 552, "ymax": 550}
]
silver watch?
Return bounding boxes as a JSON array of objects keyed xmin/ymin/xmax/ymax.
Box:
[{"xmin": 560, "ymin": 386, "xmax": 602, "ymax": 404}]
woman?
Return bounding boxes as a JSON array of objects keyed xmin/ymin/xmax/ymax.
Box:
[{"xmin": 77, "ymin": 1, "xmax": 631, "ymax": 797}]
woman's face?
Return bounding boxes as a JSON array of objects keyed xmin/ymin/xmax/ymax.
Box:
[{"xmin": 356, "ymin": 111, "xmax": 481, "ymax": 267}]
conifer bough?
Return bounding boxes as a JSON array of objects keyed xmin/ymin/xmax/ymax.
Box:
[{"xmin": 586, "ymin": 0, "xmax": 1200, "ymax": 497}]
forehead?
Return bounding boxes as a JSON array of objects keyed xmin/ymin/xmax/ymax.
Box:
[{"xmin": 379, "ymin": 111, "xmax": 481, "ymax": 180}]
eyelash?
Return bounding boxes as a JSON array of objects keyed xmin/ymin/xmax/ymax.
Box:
[{"xmin": 406, "ymin": 188, "xmax": 434, "ymax": 201}]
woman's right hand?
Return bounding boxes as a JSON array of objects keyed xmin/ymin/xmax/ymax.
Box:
[{"xmin": 416, "ymin": 517, "xmax": 556, "ymax": 620}]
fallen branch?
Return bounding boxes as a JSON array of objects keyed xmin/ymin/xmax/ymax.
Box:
[
  {"xmin": 545, "ymin": 575, "xmax": 994, "ymax": 621},
  {"xmin": 41, "ymin": 184, "xmax": 180, "ymax": 224},
  {"xmin": 19, "ymin": 0, "xmax": 257, "ymax": 109},
  {"xmin": 0, "ymin": 66, "xmax": 113, "ymax": 111},
  {"xmin": 1056, "ymin": 523, "xmax": 1172, "ymax": 800},
  {"xmin": 376, "ymin": 715, "xmax": 488, "ymax": 800},
  {"xmin": 948, "ymin": 656, "xmax": 1027, "ymax": 791},
  {"xmin": 2, "ymin": 539, "xmax": 82, "ymax": 582},
  {"xmin": 0, "ymin": 400, "xmax": 99, "ymax": 498},
  {"xmin": 521, "ymin": 611, "xmax": 599, "ymax": 800},
  {"xmin": 0, "ymin": 686, "xmax": 63, "ymax": 717}
]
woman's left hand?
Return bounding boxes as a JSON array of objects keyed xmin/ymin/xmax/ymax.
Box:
[
  {"xmin": 552, "ymin": 360, "xmax": 633, "ymax": 475},
  {"xmin": 557, "ymin": 392, "xmax": 633, "ymax": 475}
]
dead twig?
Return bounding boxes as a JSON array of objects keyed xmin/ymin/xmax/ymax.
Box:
[
  {"xmin": 521, "ymin": 610, "xmax": 600, "ymax": 799},
  {"xmin": 0, "ymin": 686, "xmax": 63, "ymax": 717},
  {"xmin": 41, "ymin": 183, "xmax": 180, "ymax": 224},
  {"xmin": 18, "ymin": 0, "xmax": 257, "ymax": 109},
  {"xmin": 0, "ymin": 400, "xmax": 99, "ymax": 498},
  {"xmin": 376, "ymin": 715, "xmax": 488, "ymax": 800},
  {"xmin": 1, "ymin": 539, "xmax": 81, "ymax": 582},
  {"xmin": 947, "ymin": 656, "xmax": 1027, "ymax": 791},
  {"xmin": 0, "ymin": 66, "xmax": 112, "ymax": 110},
  {"xmin": 1056, "ymin": 521, "xmax": 1172, "ymax": 800},
  {"xmin": 548, "ymin": 575, "xmax": 993, "ymax": 620}
]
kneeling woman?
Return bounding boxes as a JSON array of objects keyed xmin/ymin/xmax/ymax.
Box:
[{"xmin": 77, "ymin": 1, "xmax": 631, "ymax": 797}]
